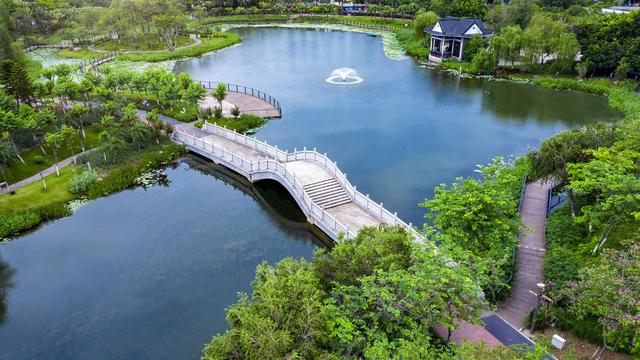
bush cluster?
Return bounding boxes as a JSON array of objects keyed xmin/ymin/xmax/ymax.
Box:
[{"xmin": 0, "ymin": 202, "xmax": 72, "ymax": 239}]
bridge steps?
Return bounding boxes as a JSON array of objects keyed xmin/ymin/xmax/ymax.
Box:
[{"xmin": 304, "ymin": 178, "xmax": 352, "ymax": 209}]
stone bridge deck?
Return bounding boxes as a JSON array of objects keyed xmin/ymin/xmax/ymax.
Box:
[{"xmin": 171, "ymin": 121, "xmax": 417, "ymax": 242}]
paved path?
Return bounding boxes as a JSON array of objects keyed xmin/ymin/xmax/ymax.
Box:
[
  {"xmin": 498, "ymin": 178, "xmax": 553, "ymax": 328},
  {"xmin": 0, "ymin": 156, "xmax": 76, "ymax": 195},
  {"xmin": 199, "ymin": 93, "xmax": 281, "ymax": 118}
]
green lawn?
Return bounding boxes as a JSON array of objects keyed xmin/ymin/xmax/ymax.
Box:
[
  {"xmin": 116, "ymin": 33, "xmax": 241, "ymax": 62},
  {"xmin": 96, "ymin": 34, "xmax": 195, "ymax": 52},
  {"xmin": 0, "ymin": 165, "xmax": 77, "ymax": 213},
  {"xmin": 58, "ymin": 47, "xmax": 103, "ymax": 59},
  {"xmin": 6, "ymin": 127, "xmax": 101, "ymax": 183}
]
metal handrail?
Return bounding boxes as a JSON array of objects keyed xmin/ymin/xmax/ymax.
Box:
[
  {"xmin": 197, "ymin": 80, "xmax": 282, "ymax": 113},
  {"xmin": 199, "ymin": 121, "xmax": 423, "ymax": 241}
]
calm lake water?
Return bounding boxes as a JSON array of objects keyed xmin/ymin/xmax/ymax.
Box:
[
  {"xmin": 0, "ymin": 27, "xmax": 620, "ymax": 359},
  {"xmin": 176, "ymin": 27, "xmax": 621, "ymax": 225}
]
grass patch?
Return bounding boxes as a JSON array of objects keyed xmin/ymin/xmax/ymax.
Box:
[
  {"xmin": 116, "ymin": 33, "xmax": 240, "ymax": 62},
  {"xmin": 0, "ymin": 143, "xmax": 186, "ymax": 239},
  {"xmin": 5, "ymin": 127, "xmax": 101, "ymax": 183},
  {"xmin": 298, "ymin": 15, "xmax": 411, "ymax": 29},
  {"xmin": 392, "ymin": 29, "xmax": 428, "ymax": 59},
  {"xmin": 96, "ymin": 34, "xmax": 195, "ymax": 52},
  {"xmin": 200, "ymin": 15, "xmax": 290, "ymax": 24},
  {"xmin": 440, "ymin": 59, "xmax": 475, "ymax": 73},
  {"xmin": 0, "ymin": 165, "xmax": 77, "ymax": 214},
  {"xmin": 196, "ymin": 114, "xmax": 267, "ymax": 134},
  {"xmin": 57, "ymin": 47, "xmax": 103, "ymax": 59}
]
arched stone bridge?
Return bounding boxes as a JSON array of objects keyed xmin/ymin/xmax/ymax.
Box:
[{"xmin": 172, "ymin": 122, "xmax": 419, "ymax": 242}]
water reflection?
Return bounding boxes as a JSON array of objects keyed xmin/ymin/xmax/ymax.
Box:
[
  {"xmin": 0, "ymin": 158, "xmax": 320, "ymax": 360},
  {"xmin": 0, "ymin": 256, "xmax": 15, "ymax": 326}
]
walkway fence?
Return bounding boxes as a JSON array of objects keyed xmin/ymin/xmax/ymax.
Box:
[
  {"xmin": 79, "ymin": 52, "xmax": 118, "ymax": 73},
  {"xmin": 197, "ymin": 80, "xmax": 282, "ymax": 113},
  {"xmin": 294, "ymin": 18, "xmax": 406, "ymax": 32},
  {"xmin": 174, "ymin": 121, "xmax": 422, "ymax": 241},
  {"xmin": 546, "ymin": 183, "xmax": 567, "ymax": 218},
  {"xmin": 23, "ymin": 44, "xmax": 68, "ymax": 52}
]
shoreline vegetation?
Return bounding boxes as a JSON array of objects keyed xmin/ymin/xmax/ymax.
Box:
[
  {"xmin": 5, "ymin": 7, "xmax": 639, "ymax": 358},
  {"xmin": 52, "ymin": 32, "xmax": 240, "ymax": 63}
]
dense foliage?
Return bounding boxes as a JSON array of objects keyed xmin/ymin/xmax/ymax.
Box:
[
  {"xmin": 203, "ymin": 226, "xmax": 490, "ymax": 359},
  {"xmin": 421, "ymin": 157, "xmax": 528, "ymax": 302}
]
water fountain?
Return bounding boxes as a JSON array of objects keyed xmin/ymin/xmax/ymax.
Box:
[{"xmin": 325, "ymin": 67, "xmax": 363, "ymax": 85}]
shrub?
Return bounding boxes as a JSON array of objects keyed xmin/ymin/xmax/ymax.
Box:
[
  {"xmin": 213, "ymin": 106, "xmax": 223, "ymax": 119},
  {"xmin": 614, "ymin": 58, "xmax": 631, "ymax": 81},
  {"xmin": 85, "ymin": 165, "xmax": 139, "ymax": 199},
  {"xmin": 544, "ymin": 245, "xmax": 586, "ymax": 287},
  {"xmin": 35, "ymin": 202, "xmax": 72, "ymax": 221},
  {"xmin": 463, "ymin": 35, "xmax": 484, "ymax": 61},
  {"xmin": 576, "ymin": 62, "xmax": 588, "ymax": 79},
  {"xmin": 471, "ymin": 48, "xmax": 498, "ymax": 75},
  {"xmin": 0, "ymin": 212, "xmax": 41, "ymax": 239},
  {"xmin": 32, "ymin": 155, "xmax": 45, "ymax": 164},
  {"xmin": 85, "ymin": 144, "xmax": 185, "ymax": 199},
  {"xmin": 69, "ymin": 169, "xmax": 98, "ymax": 194}
]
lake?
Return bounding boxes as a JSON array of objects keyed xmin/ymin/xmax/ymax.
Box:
[{"xmin": 0, "ymin": 27, "xmax": 621, "ymax": 359}]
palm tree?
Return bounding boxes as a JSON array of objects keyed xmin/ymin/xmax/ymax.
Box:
[
  {"xmin": 213, "ymin": 83, "xmax": 227, "ymax": 109},
  {"xmin": 129, "ymin": 122, "xmax": 151, "ymax": 151}
]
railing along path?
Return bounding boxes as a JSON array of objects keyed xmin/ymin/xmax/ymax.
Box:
[
  {"xmin": 172, "ymin": 122, "xmax": 420, "ymax": 242},
  {"xmin": 197, "ymin": 81, "xmax": 282, "ymax": 113}
]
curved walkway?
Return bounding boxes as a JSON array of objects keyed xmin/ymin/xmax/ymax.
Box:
[
  {"xmin": 169, "ymin": 119, "xmax": 418, "ymax": 242},
  {"xmin": 498, "ymin": 178, "xmax": 553, "ymax": 328}
]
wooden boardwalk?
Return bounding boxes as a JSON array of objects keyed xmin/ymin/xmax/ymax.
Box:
[
  {"xmin": 498, "ymin": 179, "xmax": 553, "ymax": 328},
  {"xmin": 170, "ymin": 119, "xmax": 418, "ymax": 242}
]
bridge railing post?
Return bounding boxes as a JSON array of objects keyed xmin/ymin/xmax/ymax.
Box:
[{"xmin": 380, "ymin": 202, "xmax": 384, "ymax": 220}]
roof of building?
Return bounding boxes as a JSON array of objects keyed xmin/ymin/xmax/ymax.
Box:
[{"xmin": 425, "ymin": 16, "xmax": 493, "ymax": 38}]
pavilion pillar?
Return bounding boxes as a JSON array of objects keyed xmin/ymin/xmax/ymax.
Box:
[{"xmin": 459, "ymin": 39, "xmax": 465, "ymax": 61}]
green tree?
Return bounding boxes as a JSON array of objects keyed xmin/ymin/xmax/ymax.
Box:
[
  {"xmin": 0, "ymin": 109, "xmax": 23, "ymax": 163},
  {"xmin": 59, "ymin": 124, "xmax": 77, "ymax": 164},
  {"xmin": 413, "ymin": 10, "xmax": 438, "ymax": 41},
  {"xmin": 43, "ymin": 130, "xmax": 64, "ymax": 176},
  {"xmin": 614, "ymin": 57, "xmax": 631, "ymax": 81},
  {"xmin": 463, "ymin": 35, "xmax": 484, "ymax": 61},
  {"xmin": 212, "ymin": 82, "xmax": 227, "ymax": 109},
  {"xmin": 67, "ymin": 104, "xmax": 89, "ymax": 140},
  {"xmin": 182, "ymin": 81, "xmax": 206, "ymax": 105},
  {"xmin": 564, "ymin": 242, "xmax": 640, "ymax": 355},
  {"xmin": 567, "ymin": 147, "xmax": 640, "ymax": 252},
  {"xmin": 202, "ymin": 258, "xmax": 330, "ymax": 360},
  {"xmin": 485, "ymin": 0, "xmax": 535, "ymax": 32},
  {"xmin": 528, "ymin": 125, "xmax": 616, "ymax": 216},
  {"xmin": 471, "ymin": 48, "xmax": 498, "ymax": 75},
  {"xmin": 0, "ymin": 139, "xmax": 16, "ymax": 188},
  {"xmin": 489, "ymin": 25, "xmax": 523, "ymax": 67},
  {"xmin": 449, "ymin": 0, "xmax": 486, "ymax": 18},
  {"xmin": 129, "ymin": 122, "xmax": 150, "ymax": 151}
]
